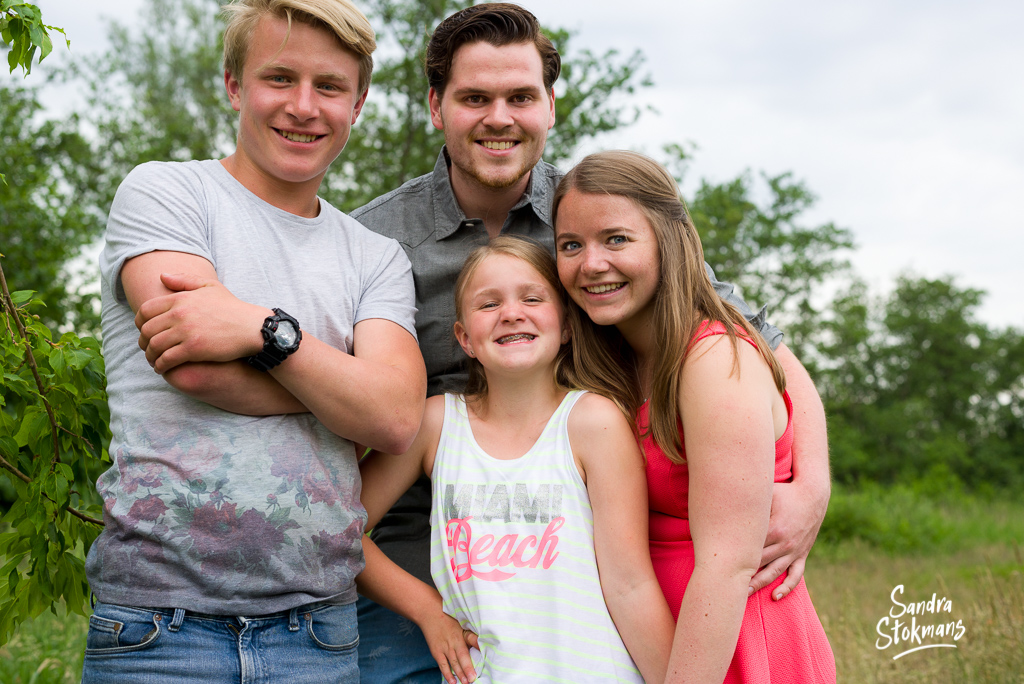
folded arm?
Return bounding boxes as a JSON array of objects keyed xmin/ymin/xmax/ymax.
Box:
[
  {"xmin": 358, "ymin": 395, "xmax": 444, "ymax": 529},
  {"xmin": 569, "ymin": 393, "xmax": 675, "ymax": 684},
  {"xmin": 128, "ymin": 257, "xmax": 427, "ymax": 453},
  {"xmin": 666, "ymin": 336, "xmax": 776, "ymax": 684},
  {"xmin": 121, "ymin": 251, "xmax": 307, "ymax": 415}
]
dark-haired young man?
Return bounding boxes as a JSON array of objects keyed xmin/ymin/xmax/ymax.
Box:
[{"xmin": 352, "ymin": 4, "xmax": 831, "ymax": 683}]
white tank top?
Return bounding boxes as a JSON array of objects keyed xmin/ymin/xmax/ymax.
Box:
[{"xmin": 429, "ymin": 391, "xmax": 643, "ymax": 683}]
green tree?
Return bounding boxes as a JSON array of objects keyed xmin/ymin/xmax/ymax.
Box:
[
  {"xmin": 63, "ymin": 0, "xmax": 236, "ymax": 215},
  {"xmin": 819, "ymin": 274, "xmax": 1024, "ymax": 489},
  {"xmin": 1, "ymin": 4, "xmax": 109, "ymax": 647},
  {"xmin": 1, "ymin": 85, "xmax": 105, "ymax": 333},
  {"xmin": 0, "ymin": 278, "xmax": 108, "ymax": 645},
  {"xmin": 684, "ymin": 165, "xmax": 856, "ymax": 365},
  {"xmin": 1, "ymin": 0, "xmax": 70, "ymax": 185}
]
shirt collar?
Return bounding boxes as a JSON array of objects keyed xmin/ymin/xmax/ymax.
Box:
[{"xmin": 431, "ymin": 146, "xmax": 552, "ymax": 241}]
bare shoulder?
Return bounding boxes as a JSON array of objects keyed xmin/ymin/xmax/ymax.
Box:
[
  {"xmin": 568, "ymin": 392, "xmax": 637, "ymax": 463},
  {"xmin": 568, "ymin": 392, "xmax": 643, "ymax": 485},
  {"xmin": 567, "ymin": 392, "xmax": 632, "ymax": 436},
  {"xmin": 680, "ymin": 333, "xmax": 780, "ymax": 439},
  {"xmin": 683, "ymin": 333, "xmax": 774, "ymax": 389}
]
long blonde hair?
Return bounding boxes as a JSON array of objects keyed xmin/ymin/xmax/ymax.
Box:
[{"xmin": 552, "ymin": 150, "xmax": 786, "ymax": 463}]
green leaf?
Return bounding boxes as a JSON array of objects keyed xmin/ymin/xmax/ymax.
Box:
[
  {"xmin": 28, "ymin": 21, "xmax": 49, "ymax": 57},
  {"xmin": 49, "ymin": 347, "xmax": 66, "ymax": 374},
  {"xmin": 8, "ymin": 290, "xmax": 35, "ymax": 304},
  {"xmin": 268, "ymin": 506, "xmax": 292, "ymax": 525},
  {"xmin": 14, "ymin": 407, "xmax": 48, "ymax": 448},
  {"xmin": 56, "ymin": 463, "xmax": 72, "ymax": 481},
  {"xmin": 67, "ymin": 348, "xmax": 94, "ymax": 370}
]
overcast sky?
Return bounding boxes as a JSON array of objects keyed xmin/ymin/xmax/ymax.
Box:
[{"xmin": 30, "ymin": 0, "xmax": 1024, "ymax": 328}]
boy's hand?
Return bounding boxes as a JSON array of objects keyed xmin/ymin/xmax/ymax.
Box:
[
  {"xmin": 135, "ymin": 272, "xmax": 270, "ymax": 373},
  {"xmin": 750, "ymin": 480, "xmax": 826, "ymax": 599}
]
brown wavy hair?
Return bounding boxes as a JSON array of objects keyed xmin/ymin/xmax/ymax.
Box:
[{"xmin": 552, "ymin": 150, "xmax": 786, "ymax": 463}]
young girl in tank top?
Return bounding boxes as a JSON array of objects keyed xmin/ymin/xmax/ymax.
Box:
[{"xmin": 356, "ymin": 236, "xmax": 674, "ymax": 684}]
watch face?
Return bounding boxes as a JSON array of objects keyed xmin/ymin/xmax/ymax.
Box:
[{"xmin": 274, "ymin": 320, "xmax": 299, "ymax": 349}]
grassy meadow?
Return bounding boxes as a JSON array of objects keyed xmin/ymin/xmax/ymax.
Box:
[{"xmin": 1, "ymin": 486, "xmax": 1022, "ymax": 683}]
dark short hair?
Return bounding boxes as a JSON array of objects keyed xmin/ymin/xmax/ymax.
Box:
[{"xmin": 425, "ymin": 3, "xmax": 560, "ymax": 95}]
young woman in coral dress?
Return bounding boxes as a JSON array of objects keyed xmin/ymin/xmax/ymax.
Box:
[{"xmin": 552, "ymin": 150, "xmax": 836, "ymax": 683}]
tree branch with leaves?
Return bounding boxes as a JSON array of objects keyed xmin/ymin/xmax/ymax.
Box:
[
  {"xmin": 1, "ymin": 3, "xmax": 109, "ymax": 646},
  {"xmin": 0, "ymin": 255, "xmax": 110, "ymax": 645}
]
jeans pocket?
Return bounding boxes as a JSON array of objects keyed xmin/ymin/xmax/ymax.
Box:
[
  {"xmin": 85, "ymin": 604, "xmax": 162, "ymax": 654},
  {"xmin": 305, "ymin": 604, "xmax": 359, "ymax": 652}
]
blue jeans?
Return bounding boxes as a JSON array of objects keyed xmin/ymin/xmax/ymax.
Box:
[
  {"xmin": 81, "ymin": 601, "xmax": 359, "ymax": 683},
  {"xmin": 356, "ymin": 596, "xmax": 438, "ymax": 684}
]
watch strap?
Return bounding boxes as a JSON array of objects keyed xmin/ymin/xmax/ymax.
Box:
[{"xmin": 247, "ymin": 345, "xmax": 290, "ymax": 372}]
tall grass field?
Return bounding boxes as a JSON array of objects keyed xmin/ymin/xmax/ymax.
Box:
[{"xmin": 2, "ymin": 486, "xmax": 1022, "ymax": 683}]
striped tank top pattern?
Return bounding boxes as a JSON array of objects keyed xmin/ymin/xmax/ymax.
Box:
[{"xmin": 429, "ymin": 391, "xmax": 644, "ymax": 683}]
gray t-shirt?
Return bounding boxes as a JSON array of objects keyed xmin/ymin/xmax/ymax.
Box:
[
  {"xmin": 87, "ymin": 159, "xmax": 417, "ymax": 614},
  {"xmin": 352, "ymin": 148, "xmax": 782, "ymax": 583}
]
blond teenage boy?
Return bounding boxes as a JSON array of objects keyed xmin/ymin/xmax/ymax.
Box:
[{"xmin": 83, "ymin": 1, "xmax": 425, "ymax": 681}]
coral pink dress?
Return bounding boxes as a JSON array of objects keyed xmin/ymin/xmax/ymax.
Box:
[{"xmin": 641, "ymin": 322, "xmax": 836, "ymax": 683}]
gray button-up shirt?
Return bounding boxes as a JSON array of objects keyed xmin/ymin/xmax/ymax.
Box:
[
  {"xmin": 353, "ymin": 149, "xmax": 563, "ymax": 398},
  {"xmin": 351, "ymin": 147, "xmax": 782, "ymax": 581}
]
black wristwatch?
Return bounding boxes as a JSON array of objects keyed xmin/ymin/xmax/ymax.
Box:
[{"xmin": 247, "ymin": 308, "xmax": 302, "ymax": 372}]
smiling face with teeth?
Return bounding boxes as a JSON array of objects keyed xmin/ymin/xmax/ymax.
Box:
[
  {"xmin": 429, "ymin": 40, "xmax": 556, "ymax": 199},
  {"xmin": 454, "ymin": 253, "xmax": 569, "ymax": 379},
  {"xmin": 223, "ymin": 14, "xmax": 368, "ymax": 215},
  {"xmin": 554, "ymin": 189, "xmax": 662, "ymax": 342}
]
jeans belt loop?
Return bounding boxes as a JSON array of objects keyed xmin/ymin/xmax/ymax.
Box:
[
  {"xmin": 168, "ymin": 607, "xmax": 186, "ymax": 632},
  {"xmin": 288, "ymin": 607, "xmax": 301, "ymax": 632}
]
